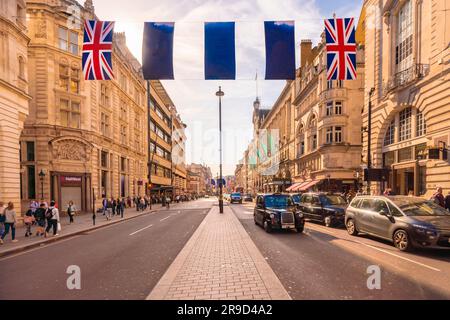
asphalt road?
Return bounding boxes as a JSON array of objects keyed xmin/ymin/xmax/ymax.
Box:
[
  {"xmin": 231, "ymin": 202, "xmax": 450, "ymax": 300},
  {"xmin": 0, "ymin": 199, "xmax": 214, "ymax": 300}
]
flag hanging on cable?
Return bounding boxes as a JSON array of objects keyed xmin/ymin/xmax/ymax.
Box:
[
  {"xmin": 204, "ymin": 22, "xmax": 236, "ymax": 80},
  {"xmin": 264, "ymin": 21, "xmax": 295, "ymax": 80},
  {"xmin": 142, "ymin": 22, "xmax": 175, "ymax": 80},
  {"xmin": 82, "ymin": 20, "xmax": 115, "ymax": 80},
  {"xmin": 324, "ymin": 17, "xmax": 357, "ymax": 80}
]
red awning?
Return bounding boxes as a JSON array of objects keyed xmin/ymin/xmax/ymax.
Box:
[
  {"xmin": 290, "ymin": 181, "xmax": 309, "ymax": 192},
  {"xmin": 286, "ymin": 182, "xmax": 302, "ymax": 192},
  {"xmin": 298, "ymin": 180, "xmax": 320, "ymax": 191}
]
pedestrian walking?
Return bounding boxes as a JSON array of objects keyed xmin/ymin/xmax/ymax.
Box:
[
  {"xmin": 34, "ymin": 202, "xmax": 47, "ymax": 236},
  {"xmin": 106, "ymin": 198, "xmax": 113, "ymax": 220},
  {"xmin": 24, "ymin": 203, "xmax": 36, "ymax": 237},
  {"xmin": 102, "ymin": 198, "xmax": 108, "ymax": 216},
  {"xmin": 67, "ymin": 200, "xmax": 76, "ymax": 224},
  {"xmin": 119, "ymin": 198, "xmax": 125, "ymax": 218},
  {"xmin": 0, "ymin": 201, "xmax": 6, "ymax": 239},
  {"xmin": 111, "ymin": 198, "xmax": 117, "ymax": 216},
  {"xmin": 166, "ymin": 196, "xmax": 171, "ymax": 209},
  {"xmin": 431, "ymin": 187, "xmax": 445, "ymax": 208},
  {"xmin": 45, "ymin": 201, "xmax": 60, "ymax": 237},
  {"xmin": 0, "ymin": 202, "xmax": 18, "ymax": 244}
]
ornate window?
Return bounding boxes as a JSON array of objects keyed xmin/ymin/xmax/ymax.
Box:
[
  {"xmin": 326, "ymin": 127, "xmax": 333, "ymax": 143},
  {"xmin": 100, "ymin": 112, "xmax": 110, "ymax": 137},
  {"xmin": 396, "ymin": 0, "xmax": 413, "ymax": 72},
  {"xmin": 416, "ymin": 112, "xmax": 426, "ymax": 136},
  {"xmin": 399, "ymin": 107, "xmax": 412, "ymax": 141},
  {"xmin": 335, "ymin": 101, "xmax": 342, "ymax": 115},
  {"xmin": 335, "ymin": 126, "xmax": 342, "ymax": 143},
  {"xmin": 384, "ymin": 120, "xmax": 395, "ymax": 146},
  {"xmin": 100, "ymin": 84, "xmax": 110, "ymax": 107},
  {"xmin": 326, "ymin": 102, "xmax": 333, "ymax": 116},
  {"xmin": 60, "ymin": 99, "xmax": 80, "ymax": 129}
]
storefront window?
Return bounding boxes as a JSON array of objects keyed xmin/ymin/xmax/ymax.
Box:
[
  {"xmin": 398, "ymin": 146, "xmax": 412, "ymax": 162},
  {"xmin": 383, "ymin": 151, "xmax": 395, "ymax": 167}
]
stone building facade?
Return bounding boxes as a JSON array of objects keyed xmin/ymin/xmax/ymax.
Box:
[
  {"xmin": 20, "ymin": 0, "xmax": 150, "ymax": 212},
  {"xmin": 362, "ymin": 0, "xmax": 450, "ymax": 197},
  {"xmin": 291, "ymin": 38, "xmax": 365, "ymax": 193},
  {"xmin": 171, "ymin": 106, "xmax": 187, "ymax": 196},
  {"xmin": 186, "ymin": 163, "xmax": 212, "ymax": 196},
  {"xmin": 0, "ymin": 0, "xmax": 31, "ymax": 213}
]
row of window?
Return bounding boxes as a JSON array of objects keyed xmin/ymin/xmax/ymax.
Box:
[
  {"xmin": 150, "ymin": 141, "xmax": 171, "ymax": 161},
  {"xmin": 325, "ymin": 126, "xmax": 343, "ymax": 144},
  {"xmin": 150, "ymin": 163, "xmax": 172, "ymax": 179},
  {"xmin": 384, "ymin": 107, "xmax": 426, "ymax": 146},
  {"xmin": 151, "ymin": 121, "xmax": 171, "ymax": 144},
  {"xmin": 151, "ymin": 97, "xmax": 171, "ymax": 127}
]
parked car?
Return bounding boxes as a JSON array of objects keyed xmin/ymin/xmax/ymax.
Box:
[
  {"xmin": 243, "ymin": 194, "xmax": 253, "ymax": 202},
  {"xmin": 345, "ymin": 196, "xmax": 450, "ymax": 251},
  {"xmin": 254, "ymin": 193, "xmax": 305, "ymax": 233},
  {"xmin": 296, "ymin": 192, "xmax": 347, "ymax": 227},
  {"xmin": 230, "ymin": 192, "xmax": 243, "ymax": 204},
  {"xmin": 291, "ymin": 193, "xmax": 302, "ymax": 205}
]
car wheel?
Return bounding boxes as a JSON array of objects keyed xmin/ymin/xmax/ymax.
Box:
[
  {"xmin": 324, "ymin": 216, "xmax": 333, "ymax": 228},
  {"xmin": 296, "ymin": 225, "xmax": 304, "ymax": 233},
  {"xmin": 263, "ymin": 220, "xmax": 272, "ymax": 233},
  {"xmin": 393, "ymin": 229, "xmax": 414, "ymax": 252},
  {"xmin": 346, "ymin": 219, "xmax": 358, "ymax": 236}
]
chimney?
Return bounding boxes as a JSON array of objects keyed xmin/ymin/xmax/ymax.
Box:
[{"xmin": 300, "ymin": 39, "xmax": 313, "ymax": 68}]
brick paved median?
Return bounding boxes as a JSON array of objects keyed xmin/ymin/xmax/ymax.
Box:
[{"xmin": 147, "ymin": 204, "xmax": 291, "ymax": 300}]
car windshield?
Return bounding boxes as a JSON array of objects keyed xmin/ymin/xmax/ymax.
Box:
[
  {"xmin": 264, "ymin": 195, "xmax": 293, "ymax": 208},
  {"xmin": 231, "ymin": 193, "xmax": 241, "ymax": 197},
  {"xmin": 398, "ymin": 201, "xmax": 450, "ymax": 216},
  {"xmin": 320, "ymin": 195, "xmax": 347, "ymax": 205},
  {"xmin": 291, "ymin": 195, "xmax": 301, "ymax": 203}
]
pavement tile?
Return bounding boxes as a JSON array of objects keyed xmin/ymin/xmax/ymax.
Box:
[{"xmin": 147, "ymin": 205, "xmax": 291, "ymax": 300}]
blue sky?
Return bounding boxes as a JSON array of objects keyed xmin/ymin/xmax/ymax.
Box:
[{"xmin": 77, "ymin": 0, "xmax": 362, "ymax": 175}]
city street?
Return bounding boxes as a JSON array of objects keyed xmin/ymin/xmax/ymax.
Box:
[
  {"xmin": 0, "ymin": 200, "xmax": 213, "ymax": 300},
  {"xmin": 230, "ymin": 202, "xmax": 450, "ymax": 300}
]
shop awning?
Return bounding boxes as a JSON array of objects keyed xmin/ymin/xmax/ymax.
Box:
[
  {"xmin": 298, "ymin": 179, "xmax": 320, "ymax": 191},
  {"xmin": 286, "ymin": 182, "xmax": 302, "ymax": 192}
]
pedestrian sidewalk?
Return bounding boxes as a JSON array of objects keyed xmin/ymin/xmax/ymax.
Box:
[
  {"xmin": 0, "ymin": 204, "xmax": 169, "ymax": 257},
  {"xmin": 147, "ymin": 204, "xmax": 291, "ymax": 300}
]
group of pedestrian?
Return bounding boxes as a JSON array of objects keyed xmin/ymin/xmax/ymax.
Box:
[
  {"xmin": 430, "ymin": 187, "xmax": 450, "ymax": 211},
  {"xmin": 0, "ymin": 200, "xmax": 61, "ymax": 245},
  {"xmin": 102, "ymin": 197, "xmax": 126, "ymax": 220}
]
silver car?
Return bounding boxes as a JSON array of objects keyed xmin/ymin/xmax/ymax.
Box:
[{"xmin": 345, "ymin": 196, "xmax": 450, "ymax": 251}]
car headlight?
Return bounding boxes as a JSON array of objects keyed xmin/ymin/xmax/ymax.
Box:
[
  {"xmin": 297, "ymin": 212, "xmax": 304, "ymax": 218},
  {"xmin": 412, "ymin": 224, "xmax": 438, "ymax": 237}
]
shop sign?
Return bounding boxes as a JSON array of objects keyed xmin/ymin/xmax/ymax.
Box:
[{"xmin": 61, "ymin": 176, "xmax": 82, "ymax": 186}]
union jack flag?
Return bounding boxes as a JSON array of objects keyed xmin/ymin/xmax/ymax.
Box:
[
  {"xmin": 324, "ymin": 18, "xmax": 357, "ymax": 80},
  {"xmin": 82, "ymin": 20, "xmax": 115, "ymax": 80}
]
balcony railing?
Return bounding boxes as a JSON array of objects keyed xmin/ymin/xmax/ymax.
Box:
[{"xmin": 383, "ymin": 64, "xmax": 430, "ymax": 95}]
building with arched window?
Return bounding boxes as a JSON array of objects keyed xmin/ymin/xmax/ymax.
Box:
[
  {"xmin": 363, "ymin": 0, "xmax": 450, "ymax": 197},
  {"xmin": 0, "ymin": 0, "xmax": 31, "ymax": 214},
  {"xmin": 290, "ymin": 38, "xmax": 365, "ymax": 193}
]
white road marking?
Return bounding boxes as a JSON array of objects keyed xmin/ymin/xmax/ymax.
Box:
[
  {"xmin": 160, "ymin": 216, "xmax": 171, "ymax": 222},
  {"xmin": 306, "ymin": 224, "xmax": 441, "ymax": 272},
  {"xmin": 359, "ymin": 242, "xmax": 441, "ymax": 272},
  {"xmin": 129, "ymin": 224, "xmax": 153, "ymax": 236}
]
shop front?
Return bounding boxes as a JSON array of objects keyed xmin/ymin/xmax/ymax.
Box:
[{"xmin": 50, "ymin": 172, "xmax": 91, "ymax": 213}]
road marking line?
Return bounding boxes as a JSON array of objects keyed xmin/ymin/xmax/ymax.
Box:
[
  {"xmin": 305, "ymin": 224, "xmax": 441, "ymax": 272},
  {"xmin": 129, "ymin": 224, "xmax": 153, "ymax": 236},
  {"xmin": 160, "ymin": 216, "xmax": 171, "ymax": 222},
  {"xmin": 359, "ymin": 242, "xmax": 441, "ymax": 272}
]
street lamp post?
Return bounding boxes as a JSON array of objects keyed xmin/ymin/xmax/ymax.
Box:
[
  {"xmin": 38, "ymin": 169, "xmax": 45, "ymax": 200},
  {"xmin": 216, "ymin": 86, "xmax": 224, "ymax": 214}
]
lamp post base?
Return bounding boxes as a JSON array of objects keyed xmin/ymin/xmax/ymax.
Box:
[{"xmin": 219, "ymin": 199, "xmax": 224, "ymax": 214}]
